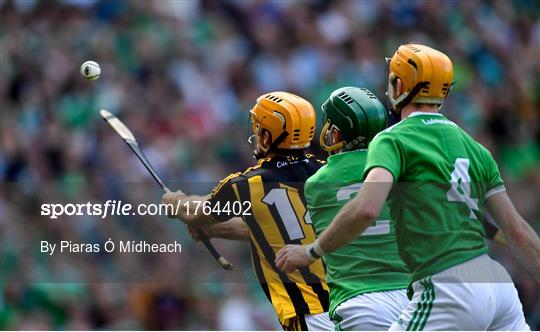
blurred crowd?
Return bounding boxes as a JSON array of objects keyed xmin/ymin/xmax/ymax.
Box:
[{"xmin": 1, "ymin": 0, "xmax": 539, "ymax": 330}]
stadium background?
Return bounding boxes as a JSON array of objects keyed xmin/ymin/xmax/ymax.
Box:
[{"xmin": 1, "ymin": 0, "xmax": 539, "ymax": 330}]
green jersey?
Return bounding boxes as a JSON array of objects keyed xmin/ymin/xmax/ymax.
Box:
[
  {"xmin": 364, "ymin": 112, "xmax": 505, "ymax": 284},
  {"xmin": 305, "ymin": 149, "xmax": 410, "ymax": 317}
]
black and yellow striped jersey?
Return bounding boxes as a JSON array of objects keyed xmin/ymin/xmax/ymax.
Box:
[{"xmin": 208, "ymin": 154, "xmax": 329, "ymax": 325}]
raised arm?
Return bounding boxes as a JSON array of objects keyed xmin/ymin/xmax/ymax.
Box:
[
  {"xmin": 316, "ymin": 167, "xmax": 393, "ymax": 253},
  {"xmin": 485, "ymin": 191, "xmax": 540, "ymax": 283},
  {"xmin": 162, "ymin": 190, "xmax": 219, "ymax": 228}
]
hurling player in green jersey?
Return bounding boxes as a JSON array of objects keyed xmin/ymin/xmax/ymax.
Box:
[
  {"xmin": 304, "ymin": 87, "xmax": 410, "ymax": 330},
  {"xmin": 277, "ymin": 44, "xmax": 540, "ymax": 330}
]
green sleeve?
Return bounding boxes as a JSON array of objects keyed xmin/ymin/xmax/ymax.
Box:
[{"xmin": 363, "ymin": 133, "xmax": 402, "ymax": 183}]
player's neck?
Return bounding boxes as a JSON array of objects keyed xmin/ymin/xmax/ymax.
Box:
[{"xmin": 401, "ymin": 104, "xmax": 439, "ymax": 120}]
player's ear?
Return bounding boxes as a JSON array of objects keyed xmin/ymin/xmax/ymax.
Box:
[
  {"xmin": 331, "ymin": 128, "xmax": 342, "ymax": 145},
  {"xmin": 260, "ymin": 129, "xmax": 272, "ymax": 149},
  {"xmin": 396, "ymin": 78, "xmax": 403, "ymax": 97}
]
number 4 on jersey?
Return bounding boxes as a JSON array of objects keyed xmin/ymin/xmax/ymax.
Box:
[{"xmin": 447, "ymin": 158, "xmax": 479, "ymax": 219}]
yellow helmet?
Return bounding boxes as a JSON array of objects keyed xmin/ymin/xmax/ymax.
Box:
[
  {"xmin": 387, "ymin": 44, "xmax": 453, "ymax": 112},
  {"xmin": 249, "ymin": 92, "xmax": 315, "ymax": 157}
]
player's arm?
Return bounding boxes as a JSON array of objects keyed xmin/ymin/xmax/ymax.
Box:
[
  {"xmin": 485, "ymin": 191, "xmax": 540, "ymax": 282},
  {"xmin": 276, "ymin": 167, "xmax": 393, "ymax": 271},
  {"xmin": 483, "ymin": 211, "xmax": 507, "ymax": 245},
  {"xmin": 315, "ymin": 167, "xmax": 393, "ymax": 253},
  {"xmin": 162, "ymin": 190, "xmax": 219, "ymax": 228},
  {"xmin": 188, "ymin": 218, "xmax": 250, "ymax": 242},
  {"xmin": 162, "ymin": 173, "xmax": 243, "ymax": 229}
]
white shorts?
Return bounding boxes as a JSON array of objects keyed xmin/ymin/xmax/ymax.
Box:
[
  {"xmin": 390, "ymin": 254, "xmax": 530, "ymax": 331},
  {"xmin": 305, "ymin": 312, "xmax": 334, "ymax": 331},
  {"xmin": 332, "ymin": 289, "xmax": 409, "ymax": 331}
]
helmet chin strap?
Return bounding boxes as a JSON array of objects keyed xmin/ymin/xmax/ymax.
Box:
[
  {"xmin": 249, "ymin": 131, "xmax": 289, "ymax": 160},
  {"xmin": 248, "ymin": 135, "xmax": 262, "ymax": 159},
  {"xmin": 387, "ymin": 80, "xmax": 430, "ymax": 114}
]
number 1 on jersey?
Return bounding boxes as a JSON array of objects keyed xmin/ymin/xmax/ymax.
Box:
[{"xmin": 262, "ymin": 188, "xmax": 308, "ymax": 240}]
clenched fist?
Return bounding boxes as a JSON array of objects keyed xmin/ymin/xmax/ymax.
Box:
[
  {"xmin": 275, "ymin": 244, "xmax": 315, "ymax": 273},
  {"xmin": 187, "ymin": 225, "xmax": 213, "ymax": 241}
]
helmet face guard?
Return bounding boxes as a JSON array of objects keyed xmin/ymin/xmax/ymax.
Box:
[
  {"xmin": 385, "ymin": 60, "xmax": 404, "ymax": 114},
  {"xmin": 248, "ymin": 110, "xmax": 268, "ymax": 160},
  {"xmin": 386, "ymin": 58, "xmax": 429, "ymax": 114},
  {"xmin": 248, "ymin": 108, "xmax": 291, "ymax": 160},
  {"xmin": 319, "ymin": 121, "xmax": 345, "ymax": 154},
  {"xmin": 247, "ymin": 134, "xmax": 262, "ymax": 160}
]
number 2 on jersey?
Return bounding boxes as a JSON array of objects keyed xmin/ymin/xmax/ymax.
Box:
[{"xmin": 337, "ymin": 183, "xmax": 390, "ymax": 235}]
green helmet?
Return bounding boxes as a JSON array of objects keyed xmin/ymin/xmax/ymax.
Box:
[{"xmin": 320, "ymin": 87, "xmax": 387, "ymax": 153}]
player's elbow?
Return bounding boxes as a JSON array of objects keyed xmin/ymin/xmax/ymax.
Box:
[
  {"xmin": 356, "ymin": 205, "xmax": 379, "ymax": 223},
  {"xmin": 506, "ymin": 221, "xmax": 529, "ymax": 247},
  {"xmin": 501, "ymin": 212, "xmax": 533, "ymax": 248},
  {"xmin": 336, "ymin": 195, "xmax": 381, "ymax": 231}
]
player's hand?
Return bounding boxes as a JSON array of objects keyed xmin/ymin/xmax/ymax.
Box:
[
  {"xmin": 161, "ymin": 190, "xmax": 185, "ymax": 219},
  {"xmin": 275, "ymin": 245, "xmax": 314, "ymax": 273},
  {"xmin": 187, "ymin": 225, "xmax": 213, "ymax": 241}
]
